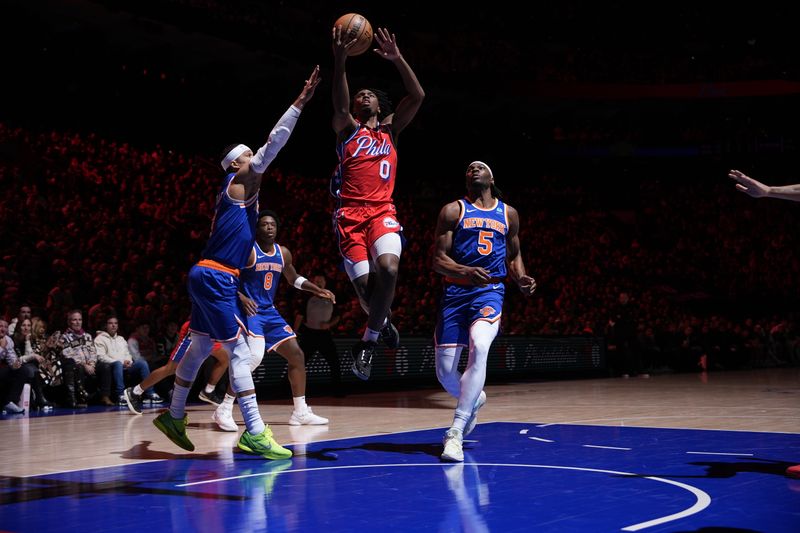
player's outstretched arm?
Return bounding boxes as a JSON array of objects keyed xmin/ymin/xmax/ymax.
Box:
[
  {"xmin": 281, "ymin": 246, "xmax": 337, "ymax": 303},
  {"xmin": 505, "ymin": 206, "xmax": 536, "ymax": 295},
  {"xmin": 729, "ymin": 169, "xmax": 800, "ymax": 202},
  {"xmin": 374, "ymin": 28, "xmax": 424, "ymax": 136},
  {"xmin": 332, "ymin": 25, "xmax": 358, "ymax": 136},
  {"xmin": 228, "ymin": 66, "xmax": 321, "ymax": 201},
  {"xmin": 249, "ymin": 65, "xmax": 320, "ymax": 176}
]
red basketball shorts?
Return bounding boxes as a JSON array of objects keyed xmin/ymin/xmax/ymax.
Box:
[{"xmin": 335, "ymin": 203, "xmax": 401, "ymax": 264}]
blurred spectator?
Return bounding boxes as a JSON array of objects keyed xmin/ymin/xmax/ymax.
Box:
[
  {"xmin": 95, "ymin": 316, "xmax": 151, "ymax": 405},
  {"xmin": 128, "ymin": 322, "xmax": 159, "ymax": 368},
  {"xmin": 7, "ymin": 304, "xmax": 32, "ymax": 336},
  {"xmin": 59, "ymin": 310, "xmax": 96, "ymax": 408},
  {"xmin": 0, "ymin": 319, "xmax": 26, "ymax": 414},
  {"xmin": 12, "ymin": 318, "xmax": 53, "ymax": 409}
]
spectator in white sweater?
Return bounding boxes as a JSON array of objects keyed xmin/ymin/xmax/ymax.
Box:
[{"xmin": 95, "ymin": 317, "xmax": 153, "ymax": 405}]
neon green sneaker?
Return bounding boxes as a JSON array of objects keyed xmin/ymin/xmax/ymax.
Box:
[
  {"xmin": 238, "ymin": 426, "xmax": 293, "ymax": 460},
  {"xmin": 153, "ymin": 411, "xmax": 195, "ymax": 451}
]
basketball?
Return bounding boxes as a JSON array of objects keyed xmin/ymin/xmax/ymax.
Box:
[{"xmin": 334, "ymin": 13, "xmax": 373, "ymax": 56}]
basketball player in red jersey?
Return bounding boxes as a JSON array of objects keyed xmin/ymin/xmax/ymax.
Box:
[
  {"xmin": 331, "ymin": 26, "xmax": 425, "ymax": 380},
  {"xmin": 729, "ymin": 168, "xmax": 800, "ymax": 480}
]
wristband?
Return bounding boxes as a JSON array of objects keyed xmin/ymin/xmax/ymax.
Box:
[{"xmin": 294, "ymin": 276, "xmax": 307, "ymax": 290}]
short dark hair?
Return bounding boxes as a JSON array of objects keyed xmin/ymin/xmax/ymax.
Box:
[{"xmin": 258, "ymin": 209, "xmax": 280, "ymax": 229}]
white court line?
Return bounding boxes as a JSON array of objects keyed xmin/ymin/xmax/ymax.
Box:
[
  {"xmin": 583, "ymin": 445, "xmax": 632, "ymax": 451},
  {"xmin": 530, "ymin": 416, "xmax": 800, "ymax": 433},
  {"xmin": 176, "ymin": 462, "xmax": 710, "ymax": 531},
  {"xmin": 529, "ymin": 437, "xmax": 554, "ymax": 443},
  {"xmin": 686, "ymin": 451, "xmax": 754, "ymax": 456}
]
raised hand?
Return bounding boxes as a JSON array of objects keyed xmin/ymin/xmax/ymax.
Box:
[
  {"xmin": 297, "ymin": 65, "xmax": 321, "ymax": 106},
  {"xmin": 729, "ymin": 169, "xmax": 769, "ymax": 198},
  {"xmin": 373, "ymin": 27, "xmax": 401, "ymax": 61},
  {"xmin": 332, "ymin": 25, "xmax": 358, "ymax": 58}
]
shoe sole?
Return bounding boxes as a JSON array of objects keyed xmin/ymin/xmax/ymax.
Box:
[
  {"xmin": 351, "ymin": 361, "xmax": 371, "ymax": 380},
  {"xmin": 441, "ymin": 451, "xmax": 464, "ymax": 462},
  {"xmin": 123, "ymin": 391, "xmax": 143, "ymax": 415},
  {"xmin": 289, "ymin": 418, "xmax": 329, "ymax": 426},
  {"xmin": 198, "ymin": 394, "xmax": 221, "ymax": 406},
  {"xmin": 153, "ymin": 416, "xmax": 195, "ymax": 451}
]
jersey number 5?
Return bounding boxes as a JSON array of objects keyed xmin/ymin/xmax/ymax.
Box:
[
  {"xmin": 263, "ymin": 272, "xmax": 273, "ymax": 290},
  {"xmin": 477, "ymin": 230, "xmax": 493, "ymax": 255}
]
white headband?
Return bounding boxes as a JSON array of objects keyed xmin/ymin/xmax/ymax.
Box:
[
  {"xmin": 469, "ymin": 160, "xmax": 493, "ymax": 178},
  {"xmin": 220, "ymin": 144, "xmax": 251, "ymax": 171}
]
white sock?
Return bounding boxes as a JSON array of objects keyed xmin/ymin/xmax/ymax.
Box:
[
  {"xmin": 293, "ymin": 396, "xmax": 307, "ymax": 411},
  {"xmin": 222, "ymin": 393, "xmax": 236, "ymax": 408},
  {"xmin": 362, "ymin": 327, "xmax": 380, "ymax": 343},
  {"xmin": 204, "ymin": 384, "xmax": 215, "ymax": 394},
  {"xmin": 238, "ymin": 393, "xmax": 265, "ymax": 435},
  {"xmin": 452, "ymin": 410, "xmax": 470, "ymax": 432},
  {"xmin": 133, "ymin": 385, "xmax": 144, "ymax": 396}
]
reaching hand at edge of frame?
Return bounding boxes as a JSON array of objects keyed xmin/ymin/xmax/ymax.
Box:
[
  {"xmin": 296, "ymin": 65, "xmax": 322, "ymax": 107},
  {"xmin": 332, "ymin": 26, "xmax": 358, "ymax": 58},
  {"xmin": 729, "ymin": 169, "xmax": 770, "ymax": 198},
  {"xmin": 373, "ymin": 28, "xmax": 401, "ymax": 61},
  {"xmin": 518, "ymin": 275, "xmax": 537, "ymax": 296}
]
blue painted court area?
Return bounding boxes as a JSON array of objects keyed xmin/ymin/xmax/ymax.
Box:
[{"xmin": 2, "ymin": 422, "xmax": 798, "ymax": 532}]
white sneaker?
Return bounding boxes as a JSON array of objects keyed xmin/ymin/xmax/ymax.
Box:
[
  {"xmin": 3, "ymin": 401, "xmax": 24, "ymax": 414},
  {"xmin": 288, "ymin": 407, "xmax": 329, "ymax": 426},
  {"xmin": 212, "ymin": 406, "xmax": 238, "ymax": 432},
  {"xmin": 441, "ymin": 428, "xmax": 464, "ymax": 462},
  {"xmin": 464, "ymin": 391, "xmax": 487, "ymax": 436}
]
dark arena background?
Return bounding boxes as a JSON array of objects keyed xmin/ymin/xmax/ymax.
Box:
[{"xmin": 1, "ymin": 2, "xmax": 798, "ymax": 532}]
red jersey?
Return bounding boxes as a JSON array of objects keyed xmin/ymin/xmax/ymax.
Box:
[{"xmin": 333, "ymin": 123, "xmax": 398, "ymax": 204}]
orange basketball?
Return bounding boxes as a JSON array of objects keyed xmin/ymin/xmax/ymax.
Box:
[{"xmin": 334, "ymin": 13, "xmax": 373, "ymax": 56}]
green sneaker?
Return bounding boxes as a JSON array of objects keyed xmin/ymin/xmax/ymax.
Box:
[
  {"xmin": 153, "ymin": 411, "xmax": 195, "ymax": 451},
  {"xmin": 238, "ymin": 426, "xmax": 293, "ymax": 459}
]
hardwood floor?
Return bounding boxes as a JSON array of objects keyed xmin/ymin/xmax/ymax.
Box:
[{"xmin": 3, "ymin": 368, "xmax": 798, "ymax": 478}]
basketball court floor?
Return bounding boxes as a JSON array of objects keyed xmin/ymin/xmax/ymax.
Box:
[{"xmin": 2, "ymin": 368, "xmax": 798, "ymax": 532}]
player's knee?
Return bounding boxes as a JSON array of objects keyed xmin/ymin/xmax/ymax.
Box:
[
  {"xmin": 376, "ymin": 258, "xmax": 399, "ymax": 281},
  {"xmin": 471, "ymin": 338, "xmax": 493, "ymax": 357},
  {"xmin": 282, "ymin": 346, "xmax": 304, "ymax": 367},
  {"xmin": 248, "ymin": 353, "xmax": 264, "ymax": 373}
]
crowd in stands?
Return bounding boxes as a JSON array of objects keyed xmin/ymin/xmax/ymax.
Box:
[
  {"xmin": 90, "ymin": 1, "xmax": 798, "ymax": 84},
  {"xmin": 1, "ymin": 120, "xmax": 799, "ymax": 413}
]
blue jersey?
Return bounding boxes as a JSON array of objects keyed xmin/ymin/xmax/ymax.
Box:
[
  {"xmin": 450, "ymin": 197, "xmax": 508, "ymax": 280},
  {"xmin": 201, "ymin": 173, "xmax": 259, "ymax": 269},
  {"xmin": 240, "ymin": 242, "xmax": 284, "ymax": 308}
]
